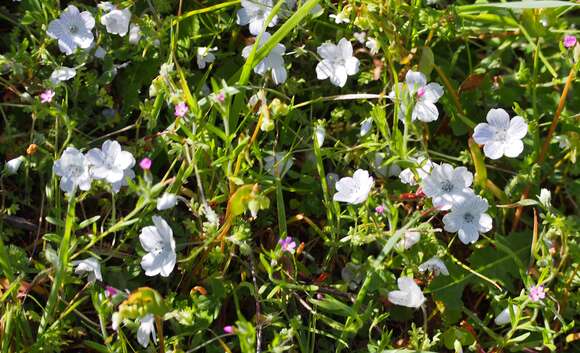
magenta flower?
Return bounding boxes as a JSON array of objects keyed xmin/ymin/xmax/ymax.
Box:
[
  {"xmin": 278, "ymin": 236, "xmax": 297, "ymax": 253},
  {"xmin": 564, "ymin": 35, "xmax": 577, "ymax": 49},
  {"xmin": 223, "ymin": 325, "xmax": 234, "ymax": 334},
  {"xmin": 105, "ymin": 286, "xmax": 119, "ymax": 298},
  {"xmin": 216, "ymin": 91, "xmax": 226, "ymax": 103},
  {"xmin": 139, "ymin": 157, "xmax": 152, "ymax": 170},
  {"xmin": 375, "ymin": 204, "xmax": 385, "ymax": 214},
  {"xmin": 529, "ymin": 285, "xmax": 546, "ymax": 302},
  {"xmin": 40, "ymin": 89, "xmax": 55, "ymax": 103},
  {"xmin": 174, "ymin": 102, "xmax": 189, "ymax": 117}
]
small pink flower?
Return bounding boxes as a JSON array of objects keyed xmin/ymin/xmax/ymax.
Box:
[
  {"xmin": 216, "ymin": 91, "xmax": 226, "ymax": 103},
  {"xmin": 416, "ymin": 86, "xmax": 426, "ymax": 98},
  {"xmin": 278, "ymin": 237, "xmax": 297, "ymax": 253},
  {"xmin": 564, "ymin": 35, "xmax": 577, "ymax": 49},
  {"xmin": 375, "ymin": 205, "xmax": 385, "ymax": 214},
  {"xmin": 529, "ymin": 285, "xmax": 546, "ymax": 302},
  {"xmin": 223, "ymin": 325, "xmax": 234, "ymax": 334},
  {"xmin": 40, "ymin": 89, "xmax": 55, "ymax": 103},
  {"xmin": 105, "ymin": 286, "xmax": 119, "ymax": 298},
  {"xmin": 174, "ymin": 102, "xmax": 189, "ymax": 117},
  {"xmin": 316, "ymin": 293, "xmax": 324, "ymax": 300},
  {"xmin": 139, "ymin": 157, "xmax": 152, "ymax": 170}
]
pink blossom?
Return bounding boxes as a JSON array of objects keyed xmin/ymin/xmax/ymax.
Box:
[
  {"xmin": 564, "ymin": 35, "xmax": 577, "ymax": 49},
  {"xmin": 174, "ymin": 102, "xmax": 189, "ymax": 117},
  {"xmin": 40, "ymin": 89, "xmax": 55, "ymax": 103},
  {"xmin": 105, "ymin": 286, "xmax": 119, "ymax": 298},
  {"xmin": 223, "ymin": 325, "xmax": 234, "ymax": 334},
  {"xmin": 417, "ymin": 87, "xmax": 426, "ymax": 98},
  {"xmin": 529, "ymin": 285, "xmax": 546, "ymax": 302},
  {"xmin": 216, "ymin": 91, "xmax": 225, "ymax": 103},
  {"xmin": 139, "ymin": 157, "xmax": 152, "ymax": 170},
  {"xmin": 278, "ymin": 236, "xmax": 297, "ymax": 253},
  {"xmin": 375, "ymin": 205, "xmax": 385, "ymax": 214}
]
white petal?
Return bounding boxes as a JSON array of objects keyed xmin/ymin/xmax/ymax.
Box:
[
  {"xmin": 483, "ymin": 141, "xmax": 505, "ymax": 160},
  {"xmin": 478, "ymin": 213, "xmax": 493, "ymax": 233},
  {"xmin": 422, "ymin": 83, "xmax": 444, "ymax": 102},
  {"xmin": 141, "ymin": 252, "xmax": 163, "ymax": 276},
  {"xmin": 330, "ymin": 66, "xmax": 348, "ymax": 87},
  {"xmin": 344, "ymin": 57, "xmax": 360, "ymax": 76},
  {"xmin": 152, "ymin": 215, "xmax": 173, "ymax": 243},
  {"xmin": 503, "ymin": 139, "xmax": 524, "ymax": 158},
  {"xmin": 156, "ymin": 193, "xmax": 178, "ymax": 211},
  {"xmin": 507, "ymin": 116, "xmax": 528, "ymax": 140},
  {"xmin": 337, "ymin": 38, "xmax": 353, "ymax": 58},
  {"xmin": 486, "ymin": 108, "xmax": 510, "ymax": 129},
  {"xmin": 457, "ymin": 224, "xmax": 479, "ymax": 244},
  {"xmin": 317, "ymin": 42, "xmax": 338, "ymax": 59},
  {"xmin": 413, "ymin": 101, "xmax": 439, "ymax": 122},
  {"xmin": 139, "ymin": 226, "xmax": 162, "ymax": 251},
  {"xmin": 315, "ymin": 60, "xmax": 333, "ymax": 80},
  {"xmin": 405, "ymin": 70, "xmax": 426, "ymax": 93}
]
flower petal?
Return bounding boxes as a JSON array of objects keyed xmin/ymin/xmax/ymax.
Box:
[
  {"xmin": 503, "ymin": 139, "xmax": 524, "ymax": 158},
  {"xmin": 483, "ymin": 141, "xmax": 505, "ymax": 160},
  {"xmin": 413, "ymin": 101, "xmax": 439, "ymax": 122},
  {"xmin": 507, "ymin": 116, "xmax": 528, "ymax": 140},
  {"xmin": 486, "ymin": 108, "xmax": 510, "ymax": 129}
]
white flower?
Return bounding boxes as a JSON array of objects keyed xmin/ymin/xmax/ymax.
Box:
[
  {"xmin": 47, "ymin": 5, "xmax": 95, "ymax": 55},
  {"xmin": 137, "ymin": 314, "xmax": 157, "ymax": 347},
  {"xmin": 360, "ymin": 117, "xmax": 373, "ymax": 136},
  {"xmin": 50, "ymin": 67, "xmax": 77, "ymax": 85},
  {"xmin": 128, "ymin": 24, "xmax": 142, "ymax": 44},
  {"xmin": 242, "ymin": 32, "xmax": 286, "ymax": 85},
  {"xmin": 316, "ymin": 38, "xmax": 359, "ymax": 87},
  {"xmin": 86, "ymin": 140, "xmax": 135, "ymax": 186},
  {"xmin": 112, "ymin": 312, "xmax": 121, "ymax": 331},
  {"xmin": 5, "ymin": 156, "xmax": 24, "ymax": 175},
  {"xmin": 329, "ymin": 13, "xmax": 350, "ymax": 24},
  {"xmin": 111, "ymin": 168, "xmax": 134, "ymax": 194},
  {"xmin": 72, "ymin": 257, "xmax": 102, "ymax": 282},
  {"xmin": 419, "ymin": 257, "xmax": 449, "ymax": 276},
  {"xmin": 365, "ymin": 38, "xmax": 379, "ymax": 55},
  {"xmin": 538, "ymin": 188, "xmax": 551, "ymax": 208},
  {"xmin": 388, "ymin": 277, "xmax": 426, "ymax": 309},
  {"xmin": 494, "ymin": 305, "xmax": 519, "ymax": 326},
  {"xmin": 421, "ymin": 163, "xmax": 474, "ymax": 210},
  {"xmin": 398, "ymin": 230, "xmax": 421, "ymax": 250},
  {"xmin": 443, "ymin": 195, "xmax": 492, "ymax": 244},
  {"xmin": 236, "ymin": 0, "xmax": 278, "ymax": 35},
  {"xmin": 314, "ymin": 125, "xmax": 326, "ymax": 148},
  {"xmin": 157, "ymin": 193, "xmax": 178, "ymax": 211},
  {"xmin": 139, "ymin": 216, "xmax": 176, "ymax": 277},
  {"xmin": 53, "ymin": 147, "xmax": 92, "ymax": 194},
  {"xmin": 399, "ymin": 156, "xmax": 433, "ymax": 185},
  {"xmin": 473, "ymin": 108, "xmax": 528, "ymax": 160},
  {"xmin": 264, "ymin": 152, "xmax": 293, "ymax": 178},
  {"xmin": 333, "ymin": 169, "xmax": 373, "ymax": 205},
  {"xmin": 388, "ymin": 70, "xmax": 444, "ymax": 123},
  {"xmin": 100, "ymin": 7, "xmax": 131, "ymax": 36},
  {"xmin": 373, "ymin": 152, "xmax": 401, "ymax": 178},
  {"xmin": 196, "ymin": 47, "xmax": 217, "ymax": 69},
  {"xmin": 353, "ymin": 31, "xmax": 366, "ymax": 44}
]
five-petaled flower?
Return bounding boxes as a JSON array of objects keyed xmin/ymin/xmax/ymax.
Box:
[
  {"xmin": 421, "ymin": 163, "xmax": 474, "ymax": 210},
  {"xmin": 278, "ymin": 236, "xmax": 297, "ymax": 253},
  {"xmin": 316, "ymin": 38, "xmax": 360, "ymax": 88},
  {"xmin": 236, "ymin": 0, "xmax": 278, "ymax": 35},
  {"xmin": 242, "ymin": 32, "xmax": 287, "ymax": 85},
  {"xmin": 529, "ymin": 285, "xmax": 546, "ymax": 302},
  {"xmin": 473, "ymin": 108, "xmax": 528, "ymax": 160},
  {"xmin": 72, "ymin": 257, "xmax": 103, "ymax": 282},
  {"xmin": 442, "ymin": 195, "xmax": 492, "ymax": 244},
  {"xmin": 137, "ymin": 314, "xmax": 157, "ymax": 347},
  {"xmin": 53, "ymin": 146, "xmax": 92, "ymax": 194},
  {"xmin": 50, "ymin": 67, "xmax": 77, "ymax": 85},
  {"xmin": 139, "ymin": 216, "xmax": 176, "ymax": 277},
  {"xmin": 175, "ymin": 102, "xmax": 189, "ymax": 117},
  {"xmin": 86, "ymin": 140, "xmax": 135, "ymax": 186},
  {"xmin": 47, "ymin": 5, "xmax": 95, "ymax": 55},
  {"xmin": 399, "ymin": 156, "xmax": 433, "ymax": 186},
  {"xmin": 564, "ymin": 35, "xmax": 577, "ymax": 48},
  {"xmin": 40, "ymin": 90, "xmax": 55, "ymax": 103},
  {"xmin": 388, "ymin": 70, "xmax": 444, "ymax": 123},
  {"xmin": 196, "ymin": 47, "xmax": 217, "ymax": 69},
  {"xmin": 100, "ymin": 5, "xmax": 131, "ymax": 36},
  {"xmin": 418, "ymin": 257, "xmax": 449, "ymax": 276},
  {"xmin": 388, "ymin": 277, "xmax": 426, "ymax": 309},
  {"xmin": 333, "ymin": 169, "xmax": 373, "ymax": 205}
]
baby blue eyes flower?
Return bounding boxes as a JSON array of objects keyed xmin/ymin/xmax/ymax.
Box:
[
  {"xmin": 442, "ymin": 195, "xmax": 492, "ymax": 245},
  {"xmin": 100, "ymin": 5, "xmax": 131, "ymax": 37},
  {"xmin": 316, "ymin": 38, "xmax": 360, "ymax": 88},
  {"xmin": 86, "ymin": 140, "xmax": 135, "ymax": 185},
  {"xmin": 421, "ymin": 163, "xmax": 474, "ymax": 211},
  {"xmin": 139, "ymin": 216, "xmax": 176, "ymax": 277},
  {"xmin": 47, "ymin": 5, "xmax": 95, "ymax": 55},
  {"xmin": 5, "ymin": 156, "xmax": 25, "ymax": 175},
  {"xmin": 473, "ymin": 108, "xmax": 528, "ymax": 160},
  {"xmin": 237, "ymin": 0, "xmax": 278, "ymax": 36},
  {"xmin": 388, "ymin": 277, "xmax": 426, "ymax": 309},
  {"xmin": 399, "ymin": 156, "xmax": 433, "ymax": 185},
  {"xmin": 242, "ymin": 32, "xmax": 287, "ymax": 85},
  {"xmin": 137, "ymin": 314, "xmax": 157, "ymax": 347},
  {"xmin": 388, "ymin": 70, "xmax": 444, "ymax": 123},
  {"xmin": 53, "ymin": 147, "xmax": 92, "ymax": 194},
  {"xmin": 72, "ymin": 257, "xmax": 102, "ymax": 282},
  {"xmin": 196, "ymin": 47, "xmax": 217, "ymax": 69},
  {"xmin": 157, "ymin": 193, "xmax": 178, "ymax": 211},
  {"xmin": 50, "ymin": 66, "xmax": 77, "ymax": 85},
  {"xmin": 494, "ymin": 305, "xmax": 519, "ymax": 325},
  {"xmin": 419, "ymin": 257, "xmax": 449, "ymax": 276},
  {"xmin": 333, "ymin": 169, "xmax": 373, "ymax": 205}
]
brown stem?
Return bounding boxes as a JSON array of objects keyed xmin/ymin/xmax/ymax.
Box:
[
  {"xmin": 155, "ymin": 315, "xmax": 165, "ymax": 353},
  {"xmin": 512, "ymin": 65, "xmax": 577, "ymax": 231}
]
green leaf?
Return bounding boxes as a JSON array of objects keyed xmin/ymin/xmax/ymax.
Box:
[{"xmin": 458, "ymin": 1, "xmax": 578, "ymax": 12}]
